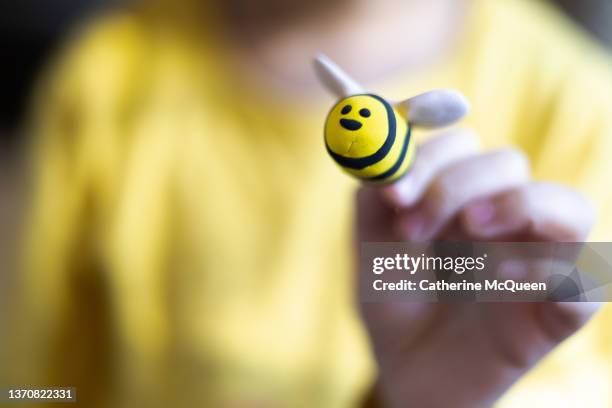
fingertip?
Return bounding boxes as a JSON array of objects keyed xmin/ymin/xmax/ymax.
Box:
[
  {"xmin": 521, "ymin": 183, "xmax": 595, "ymax": 241},
  {"xmin": 461, "ymin": 198, "xmax": 516, "ymax": 239},
  {"xmin": 380, "ymin": 176, "xmax": 419, "ymax": 208}
]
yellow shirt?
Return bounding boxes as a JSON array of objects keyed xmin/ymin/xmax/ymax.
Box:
[{"xmin": 11, "ymin": 0, "xmax": 612, "ymax": 406}]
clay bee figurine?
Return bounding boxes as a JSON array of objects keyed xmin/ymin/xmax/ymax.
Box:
[{"xmin": 314, "ymin": 54, "xmax": 469, "ymax": 183}]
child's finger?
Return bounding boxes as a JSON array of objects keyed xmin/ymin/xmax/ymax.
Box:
[
  {"xmin": 461, "ymin": 183, "xmax": 595, "ymax": 241},
  {"xmin": 396, "ymin": 148, "xmax": 530, "ymax": 241},
  {"xmin": 382, "ymin": 129, "xmax": 480, "ymax": 208}
]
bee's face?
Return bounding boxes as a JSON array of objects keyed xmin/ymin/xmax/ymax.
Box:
[{"xmin": 325, "ymin": 94, "xmax": 392, "ymax": 158}]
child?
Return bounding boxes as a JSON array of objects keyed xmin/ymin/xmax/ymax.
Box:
[{"xmin": 13, "ymin": 0, "xmax": 612, "ymax": 406}]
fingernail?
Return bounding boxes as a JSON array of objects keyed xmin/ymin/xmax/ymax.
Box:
[{"xmin": 466, "ymin": 200, "xmax": 496, "ymax": 226}]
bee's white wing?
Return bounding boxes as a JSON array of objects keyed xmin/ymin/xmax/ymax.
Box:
[
  {"xmin": 313, "ymin": 54, "xmax": 365, "ymax": 99},
  {"xmin": 395, "ymin": 90, "xmax": 469, "ymax": 128}
]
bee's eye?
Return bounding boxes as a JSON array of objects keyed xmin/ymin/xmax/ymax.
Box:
[
  {"xmin": 359, "ymin": 108, "xmax": 371, "ymax": 118},
  {"xmin": 341, "ymin": 105, "xmax": 352, "ymax": 114}
]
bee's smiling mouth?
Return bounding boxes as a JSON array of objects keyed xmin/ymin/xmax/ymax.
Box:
[{"xmin": 340, "ymin": 118, "xmax": 362, "ymax": 131}]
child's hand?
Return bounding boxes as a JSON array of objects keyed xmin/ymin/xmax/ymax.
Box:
[{"xmin": 357, "ymin": 130, "xmax": 600, "ymax": 407}]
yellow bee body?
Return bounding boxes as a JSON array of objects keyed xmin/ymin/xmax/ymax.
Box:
[{"xmin": 324, "ymin": 94, "xmax": 415, "ymax": 183}]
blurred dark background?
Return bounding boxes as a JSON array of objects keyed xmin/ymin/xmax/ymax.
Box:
[
  {"xmin": 0, "ymin": 0, "xmax": 611, "ymax": 146},
  {"xmin": 0, "ymin": 0, "xmax": 114, "ymax": 146},
  {"xmin": 0, "ymin": 0, "xmax": 114, "ymax": 327}
]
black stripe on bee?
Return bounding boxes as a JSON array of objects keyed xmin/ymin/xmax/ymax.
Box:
[
  {"xmin": 325, "ymin": 94, "xmax": 396, "ymax": 170},
  {"xmin": 365, "ymin": 122, "xmax": 412, "ymax": 182}
]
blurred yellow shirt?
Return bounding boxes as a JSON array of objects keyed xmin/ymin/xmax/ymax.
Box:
[{"xmin": 12, "ymin": 0, "xmax": 612, "ymax": 407}]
